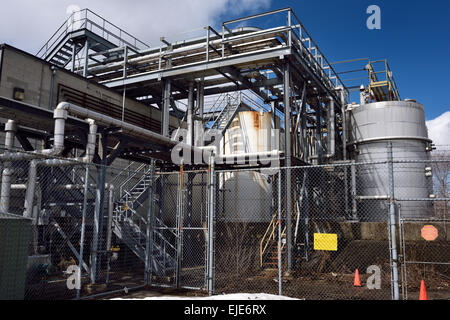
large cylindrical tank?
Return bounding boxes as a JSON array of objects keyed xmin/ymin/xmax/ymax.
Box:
[
  {"xmin": 219, "ymin": 111, "xmax": 279, "ymax": 223},
  {"xmin": 349, "ymin": 100, "xmax": 434, "ymax": 221}
]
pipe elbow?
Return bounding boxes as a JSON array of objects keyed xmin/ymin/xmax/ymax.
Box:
[
  {"xmin": 5, "ymin": 120, "xmax": 17, "ymax": 133},
  {"xmin": 54, "ymin": 102, "xmax": 70, "ymax": 120}
]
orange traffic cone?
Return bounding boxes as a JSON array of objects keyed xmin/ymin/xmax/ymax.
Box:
[
  {"xmin": 419, "ymin": 280, "xmax": 428, "ymax": 300},
  {"xmin": 354, "ymin": 269, "xmax": 361, "ymax": 287}
]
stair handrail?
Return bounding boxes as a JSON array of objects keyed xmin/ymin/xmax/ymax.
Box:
[
  {"xmin": 118, "ymin": 163, "xmax": 148, "ymax": 199},
  {"xmin": 259, "ymin": 208, "xmax": 280, "ymax": 267},
  {"xmin": 37, "ymin": 8, "xmax": 150, "ymax": 59},
  {"xmin": 260, "ymin": 193, "xmax": 303, "ymax": 267},
  {"xmin": 209, "ymin": 91, "xmax": 240, "ymax": 130},
  {"xmin": 110, "ymin": 161, "xmax": 140, "ymax": 186},
  {"xmin": 203, "ymin": 93, "xmax": 228, "ymax": 127}
]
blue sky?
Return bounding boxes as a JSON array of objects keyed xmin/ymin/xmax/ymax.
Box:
[{"xmin": 263, "ymin": 0, "xmax": 450, "ymax": 121}]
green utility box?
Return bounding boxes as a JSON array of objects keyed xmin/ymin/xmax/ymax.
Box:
[{"xmin": 0, "ymin": 213, "xmax": 32, "ymax": 300}]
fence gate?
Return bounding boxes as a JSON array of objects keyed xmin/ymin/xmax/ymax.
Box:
[
  {"xmin": 399, "ymin": 217, "xmax": 450, "ymax": 300},
  {"xmin": 150, "ymin": 170, "xmax": 208, "ymax": 291}
]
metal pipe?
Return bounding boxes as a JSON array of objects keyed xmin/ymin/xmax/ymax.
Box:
[
  {"xmin": 0, "ymin": 107, "xmax": 68, "ymax": 161},
  {"xmin": 326, "ymin": 97, "xmax": 335, "ymax": 159},
  {"xmin": 387, "ymin": 142, "xmax": 400, "ymax": 300},
  {"xmin": 348, "ymin": 136, "xmax": 432, "ymax": 145},
  {"xmin": 0, "ymin": 120, "xmax": 17, "ymax": 213},
  {"xmin": 187, "ymin": 82, "xmax": 194, "ymax": 146},
  {"xmin": 351, "ymin": 160, "xmax": 357, "ymax": 220},
  {"xmin": 77, "ymin": 165, "xmax": 90, "ymax": 300},
  {"xmin": 339, "ymin": 88, "xmax": 347, "ymax": 160},
  {"xmin": 216, "ymin": 150, "xmax": 282, "ymax": 165},
  {"xmin": 49, "ymin": 66, "xmax": 56, "ymax": 110},
  {"xmin": 58, "ymin": 101, "xmax": 222, "ymax": 165},
  {"xmin": 23, "ymin": 119, "xmax": 97, "ymax": 221},
  {"xmin": 207, "ymin": 154, "xmax": 215, "ymax": 295},
  {"xmin": 105, "ymin": 184, "xmax": 115, "ymax": 285}
]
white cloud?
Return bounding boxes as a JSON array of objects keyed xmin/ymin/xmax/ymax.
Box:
[
  {"xmin": 426, "ymin": 111, "xmax": 450, "ymax": 148},
  {"xmin": 0, "ymin": 0, "xmax": 271, "ymax": 54}
]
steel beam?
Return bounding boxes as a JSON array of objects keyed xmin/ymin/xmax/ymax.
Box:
[{"xmin": 283, "ymin": 61, "xmax": 293, "ymax": 274}]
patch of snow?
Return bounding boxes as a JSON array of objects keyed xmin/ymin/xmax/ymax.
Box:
[{"xmin": 111, "ymin": 293, "xmax": 300, "ymax": 300}]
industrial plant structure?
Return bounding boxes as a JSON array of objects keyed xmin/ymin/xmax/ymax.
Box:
[{"xmin": 0, "ymin": 8, "xmax": 446, "ymax": 300}]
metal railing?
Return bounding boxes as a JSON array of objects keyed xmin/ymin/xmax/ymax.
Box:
[
  {"xmin": 222, "ymin": 7, "xmax": 348, "ymax": 94},
  {"xmin": 367, "ymin": 59, "xmax": 401, "ymax": 102},
  {"xmin": 37, "ymin": 8, "xmax": 150, "ymax": 59}
]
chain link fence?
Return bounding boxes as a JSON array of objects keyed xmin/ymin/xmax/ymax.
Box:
[{"xmin": 0, "ymin": 146, "xmax": 448, "ymax": 300}]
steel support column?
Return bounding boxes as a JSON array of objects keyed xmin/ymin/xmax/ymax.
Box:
[
  {"xmin": 195, "ymin": 81, "xmax": 205, "ymax": 147},
  {"xmin": 83, "ymin": 40, "xmax": 90, "ymax": 78},
  {"xmin": 283, "ymin": 61, "xmax": 293, "ymax": 273},
  {"xmin": 162, "ymin": 80, "xmax": 171, "ymax": 137}
]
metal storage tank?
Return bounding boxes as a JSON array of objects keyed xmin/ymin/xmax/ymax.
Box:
[
  {"xmin": 219, "ymin": 111, "xmax": 280, "ymax": 223},
  {"xmin": 349, "ymin": 100, "xmax": 434, "ymax": 220}
]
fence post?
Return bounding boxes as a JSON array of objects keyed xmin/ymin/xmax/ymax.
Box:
[
  {"xmin": 387, "ymin": 142, "xmax": 400, "ymax": 300},
  {"xmin": 277, "ymin": 170, "xmax": 282, "ymax": 295},
  {"xmin": 77, "ymin": 164, "xmax": 90, "ymax": 299},
  {"xmin": 145, "ymin": 159, "xmax": 155, "ymax": 286},
  {"xmin": 175, "ymin": 162, "xmax": 184, "ymax": 288},
  {"xmin": 207, "ymin": 155, "xmax": 216, "ymax": 296}
]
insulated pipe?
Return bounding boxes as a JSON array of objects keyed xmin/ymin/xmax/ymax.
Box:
[
  {"xmin": 0, "ymin": 120, "xmax": 17, "ymax": 213},
  {"xmin": 339, "ymin": 88, "xmax": 347, "ymax": 160},
  {"xmin": 87, "ymin": 27, "xmax": 263, "ymax": 73},
  {"xmin": 58, "ymin": 102, "xmax": 283, "ymax": 166},
  {"xmin": 215, "ymin": 150, "xmax": 283, "ymax": 165},
  {"xmin": 24, "ymin": 119, "xmax": 97, "ymax": 221},
  {"xmin": 0, "ymin": 107, "xmax": 68, "ymax": 161}
]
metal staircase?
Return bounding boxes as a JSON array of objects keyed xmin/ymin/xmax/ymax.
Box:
[
  {"xmin": 37, "ymin": 9, "xmax": 149, "ymax": 70},
  {"xmin": 112, "ymin": 164, "xmax": 176, "ymax": 276},
  {"xmin": 46, "ymin": 40, "xmax": 85, "ymax": 68},
  {"xmin": 208, "ymin": 93, "xmax": 241, "ymax": 135},
  {"xmin": 259, "ymin": 172, "xmax": 308, "ymax": 269}
]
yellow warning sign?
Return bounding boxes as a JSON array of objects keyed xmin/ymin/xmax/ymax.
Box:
[{"xmin": 313, "ymin": 233, "xmax": 338, "ymax": 251}]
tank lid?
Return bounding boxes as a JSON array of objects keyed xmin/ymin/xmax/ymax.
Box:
[{"xmin": 404, "ymin": 99, "xmax": 417, "ymax": 103}]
